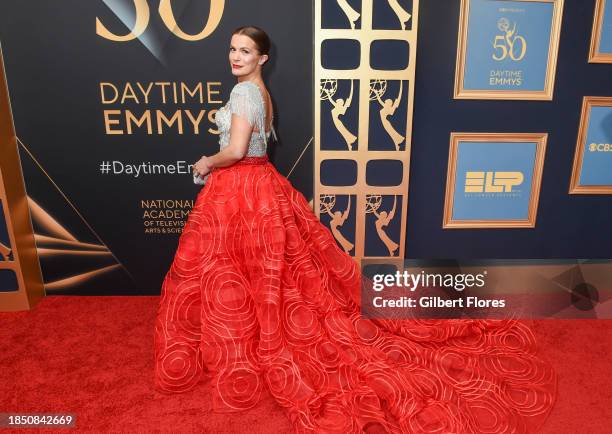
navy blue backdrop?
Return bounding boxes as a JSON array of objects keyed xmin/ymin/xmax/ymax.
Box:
[{"xmin": 407, "ymin": 0, "xmax": 612, "ymax": 258}]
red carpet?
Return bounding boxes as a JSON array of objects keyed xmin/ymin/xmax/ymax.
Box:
[{"xmin": 0, "ymin": 296, "xmax": 610, "ymax": 433}]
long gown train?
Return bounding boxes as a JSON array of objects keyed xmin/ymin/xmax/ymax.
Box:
[{"xmin": 154, "ymin": 157, "xmax": 556, "ymax": 433}]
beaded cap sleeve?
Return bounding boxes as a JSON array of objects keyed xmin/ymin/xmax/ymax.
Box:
[
  {"xmin": 229, "ymin": 82, "xmax": 264, "ymax": 129},
  {"xmin": 214, "ymin": 81, "xmax": 275, "ymax": 157}
]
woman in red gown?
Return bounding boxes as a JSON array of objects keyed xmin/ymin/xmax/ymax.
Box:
[{"xmin": 154, "ymin": 26, "xmax": 556, "ymax": 433}]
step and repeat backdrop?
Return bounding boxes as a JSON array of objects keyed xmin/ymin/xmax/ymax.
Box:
[
  {"xmin": 0, "ymin": 0, "xmax": 611, "ymax": 296},
  {"xmin": 0, "ymin": 0, "xmax": 313, "ymax": 295}
]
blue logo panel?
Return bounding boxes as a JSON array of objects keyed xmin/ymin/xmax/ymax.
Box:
[
  {"xmin": 601, "ymin": 1, "xmax": 612, "ymax": 53},
  {"xmin": 579, "ymin": 106, "xmax": 612, "ymax": 186},
  {"xmin": 452, "ymin": 141, "xmax": 537, "ymax": 220},
  {"xmin": 464, "ymin": 0, "xmax": 554, "ymax": 92}
]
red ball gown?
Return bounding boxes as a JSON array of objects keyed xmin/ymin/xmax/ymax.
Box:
[{"xmin": 154, "ymin": 81, "xmax": 556, "ymax": 433}]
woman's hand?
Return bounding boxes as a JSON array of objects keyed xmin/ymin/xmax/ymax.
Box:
[{"xmin": 193, "ymin": 156, "xmax": 212, "ymax": 177}]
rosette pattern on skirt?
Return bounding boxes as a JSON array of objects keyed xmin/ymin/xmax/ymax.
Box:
[{"xmin": 155, "ymin": 158, "xmax": 556, "ymax": 433}]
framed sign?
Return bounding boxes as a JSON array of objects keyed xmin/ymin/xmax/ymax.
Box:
[
  {"xmin": 444, "ymin": 133, "xmax": 547, "ymax": 228},
  {"xmin": 589, "ymin": 0, "xmax": 612, "ymax": 63},
  {"xmin": 454, "ymin": 0, "xmax": 564, "ymax": 100},
  {"xmin": 569, "ymin": 97, "xmax": 612, "ymax": 194}
]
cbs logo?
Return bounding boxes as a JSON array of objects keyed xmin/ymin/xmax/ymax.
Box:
[
  {"xmin": 465, "ymin": 171, "xmax": 524, "ymax": 193},
  {"xmin": 589, "ymin": 143, "xmax": 612, "ymax": 152},
  {"xmin": 96, "ymin": 0, "xmax": 225, "ymax": 42}
]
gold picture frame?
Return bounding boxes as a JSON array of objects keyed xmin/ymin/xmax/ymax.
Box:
[
  {"xmin": 454, "ymin": 0, "xmax": 565, "ymax": 100},
  {"xmin": 589, "ymin": 0, "xmax": 612, "ymax": 63},
  {"xmin": 569, "ymin": 96, "xmax": 612, "ymax": 194},
  {"xmin": 443, "ymin": 132, "xmax": 548, "ymax": 228}
]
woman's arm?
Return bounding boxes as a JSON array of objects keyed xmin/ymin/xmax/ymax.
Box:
[{"xmin": 193, "ymin": 114, "xmax": 253, "ymax": 176}]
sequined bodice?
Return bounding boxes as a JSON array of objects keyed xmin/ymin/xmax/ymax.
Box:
[{"xmin": 214, "ymin": 81, "xmax": 276, "ymax": 157}]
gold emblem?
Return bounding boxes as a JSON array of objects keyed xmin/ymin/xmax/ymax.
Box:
[
  {"xmin": 370, "ymin": 80, "xmax": 404, "ymax": 150},
  {"xmin": 493, "ymin": 18, "xmax": 527, "ymax": 62},
  {"xmin": 321, "ymin": 79, "xmax": 357, "ymax": 151},
  {"xmin": 366, "ymin": 195, "xmax": 399, "ymax": 256},
  {"xmin": 321, "ymin": 195, "xmax": 354, "ymax": 253}
]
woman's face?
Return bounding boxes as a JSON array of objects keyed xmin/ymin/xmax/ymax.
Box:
[{"xmin": 229, "ymin": 34, "xmax": 266, "ymax": 78}]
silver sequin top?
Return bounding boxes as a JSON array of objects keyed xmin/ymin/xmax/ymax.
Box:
[{"xmin": 214, "ymin": 81, "xmax": 277, "ymax": 157}]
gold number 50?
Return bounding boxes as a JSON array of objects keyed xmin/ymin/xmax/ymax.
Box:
[
  {"xmin": 96, "ymin": 0, "xmax": 225, "ymax": 42},
  {"xmin": 492, "ymin": 34, "xmax": 527, "ymax": 61}
]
